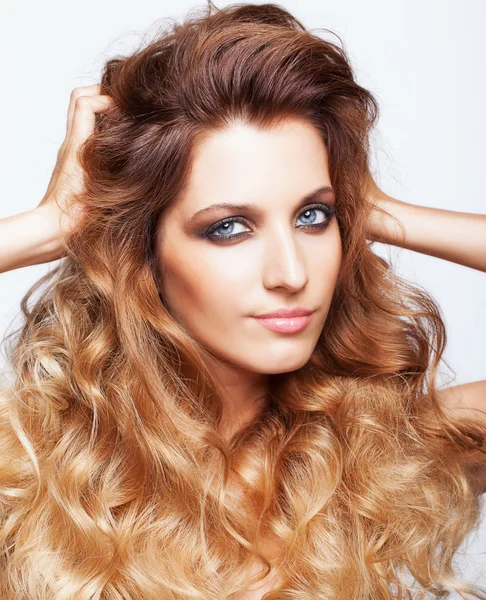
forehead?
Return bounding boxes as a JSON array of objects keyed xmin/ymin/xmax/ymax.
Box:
[{"xmin": 173, "ymin": 119, "xmax": 330, "ymax": 217}]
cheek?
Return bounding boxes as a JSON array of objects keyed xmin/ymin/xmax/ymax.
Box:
[
  {"xmin": 310, "ymin": 228, "xmax": 342, "ymax": 283},
  {"xmin": 159, "ymin": 252, "xmax": 245, "ymax": 324}
]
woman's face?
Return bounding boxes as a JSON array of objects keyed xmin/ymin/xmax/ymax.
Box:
[{"xmin": 155, "ymin": 117, "xmax": 342, "ymax": 376}]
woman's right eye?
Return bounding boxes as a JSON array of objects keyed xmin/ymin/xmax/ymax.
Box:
[{"xmin": 203, "ymin": 217, "xmax": 251, "ymax": 241}]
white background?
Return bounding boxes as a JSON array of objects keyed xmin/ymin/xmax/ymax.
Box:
[{"xmin": 0, "ymin": 0, "xmax": 484, "ymax": 591}]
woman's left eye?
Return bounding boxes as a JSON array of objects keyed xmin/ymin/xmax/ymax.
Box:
[{"xmin": 201, "ymin": 204, "xmax": 336, "ymax": 242}]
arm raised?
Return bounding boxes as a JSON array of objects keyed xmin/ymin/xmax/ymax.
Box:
[
  {"xmin": 365, "ymin": 175, "xmax": 486, "ymax": 273},
  {"xmin": 0, "ymin": 205, "xmax": 62, "ymax": 274},
  {"xmin": 0, "ymin": 84, "xmax": 115, "ymax": 275}
]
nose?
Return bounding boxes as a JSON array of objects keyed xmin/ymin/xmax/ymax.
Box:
[{"xmin": 262, "ymin": 224, "xmax": 309, "ymax": 292}]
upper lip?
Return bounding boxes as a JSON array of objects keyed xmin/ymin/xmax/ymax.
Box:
[{"xmin": 254, "ymin": 307, "xmax": 314, "ymax": 319}]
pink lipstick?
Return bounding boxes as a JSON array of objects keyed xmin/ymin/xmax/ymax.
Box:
[{"xmin": 252, "ymin": 307, "xmax": 314, "ymax": 333}]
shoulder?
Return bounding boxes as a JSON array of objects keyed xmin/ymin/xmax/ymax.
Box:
[
  {"xmin": 437, "ymin": 380, "xmax": 486, "ymax": 423},
  {"xmin": 437, "ymin": 380, "xmax": 486, "ymax": 495}
]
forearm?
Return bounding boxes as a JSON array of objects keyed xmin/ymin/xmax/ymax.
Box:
[
  {"xmin": 0, "ymin": 205, "xmax": 62, "ymax": 274},
  {"xmin": 367, "ymin": 195, "xmax": 486, "ymax": 272}
]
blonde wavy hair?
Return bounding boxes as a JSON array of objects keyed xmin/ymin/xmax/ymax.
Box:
[{"xmin": 1, "ymin": 2, "xmax": 485, "ymax": 598}]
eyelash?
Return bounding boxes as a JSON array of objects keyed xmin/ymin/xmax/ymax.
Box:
[{"xmin": 200, "ymin": 203, "xmax": 336, "ymax": 242}]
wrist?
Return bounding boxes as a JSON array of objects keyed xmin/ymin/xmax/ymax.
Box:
[
  {"xmin": 23, "ymin": 204, "xmax": 63, "ymax": 264},
  {"xmin": 367, "ymin": 195, "xmax": 412, "ymax": 246},
  {"xmin": 27, "ymin": 204, "xmax": 65, "ymax": 263}
]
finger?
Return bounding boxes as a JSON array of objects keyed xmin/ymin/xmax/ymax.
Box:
[
  {"xmin": 69, "ymin": 95, "xmax": 115, "ymax": 148},
  {"xmin": 66, "ymin": 84, "xmax": 101, "ymax": 138}
]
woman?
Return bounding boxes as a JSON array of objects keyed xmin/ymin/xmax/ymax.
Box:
[{"xmin": 0, "ymin": 2, "xmax": 485, "ymax": 598}]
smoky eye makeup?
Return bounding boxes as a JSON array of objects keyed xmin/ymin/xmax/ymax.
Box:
[{"xmin": 195, "ymin": 202, "xmax": 336, "ymax": 243}]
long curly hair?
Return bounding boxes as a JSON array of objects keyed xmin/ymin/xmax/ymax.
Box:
[{"xmin": 1, "ymin": 2, "xmax": 485, "ymax": 598}]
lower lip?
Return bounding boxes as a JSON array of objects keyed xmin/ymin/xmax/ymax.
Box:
[{"xmin": 252, "ymin": 313, "xmax": 313, "ymax": 333}]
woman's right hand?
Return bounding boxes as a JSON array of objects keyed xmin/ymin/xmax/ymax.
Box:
[
  {"xmin": 36, "ymin": 84, "xmax": 116, "ymax": 258},
  {"xmin": 0, "ymin": 85, "xmax": 116, "ymax": 275}
]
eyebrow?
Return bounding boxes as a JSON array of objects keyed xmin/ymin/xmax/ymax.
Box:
[{"xmin": 188, "ymin": 185, "xmax": 335, "ymax": 223}]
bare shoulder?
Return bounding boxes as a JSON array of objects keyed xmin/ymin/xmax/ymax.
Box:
[
  {"xmin": 437, "ymin": 380, "xmax": 486, "ymax": 496},
  {"xmin": 437, "ymin": 380, "xmax": 486, "ymax": 422}
]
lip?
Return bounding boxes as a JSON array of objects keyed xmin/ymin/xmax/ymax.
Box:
[
  {"xmin": 252, "ymin": 309, "xmax": 314, "ymax": 333},
  {"xmin": 254, "ymin": 307, "xmax": 314, "ymax": 319}
]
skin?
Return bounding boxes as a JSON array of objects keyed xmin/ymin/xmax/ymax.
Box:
[{"xmin": 155, "ymin": 118, "xmax": 342, "ymax": 437}]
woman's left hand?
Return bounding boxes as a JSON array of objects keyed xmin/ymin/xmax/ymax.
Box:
[
  {"xmin": 363, "ymin": 170, "xmax": 402, "ymax": 245},
  {"xmin": 362, "ymin": 169, "xmax": 486, "ymax": 272}
]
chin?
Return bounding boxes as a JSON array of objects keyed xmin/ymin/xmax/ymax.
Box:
[{"xmin": 250, "ymin": 351, "xmax": 312, "ymax": 375}]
